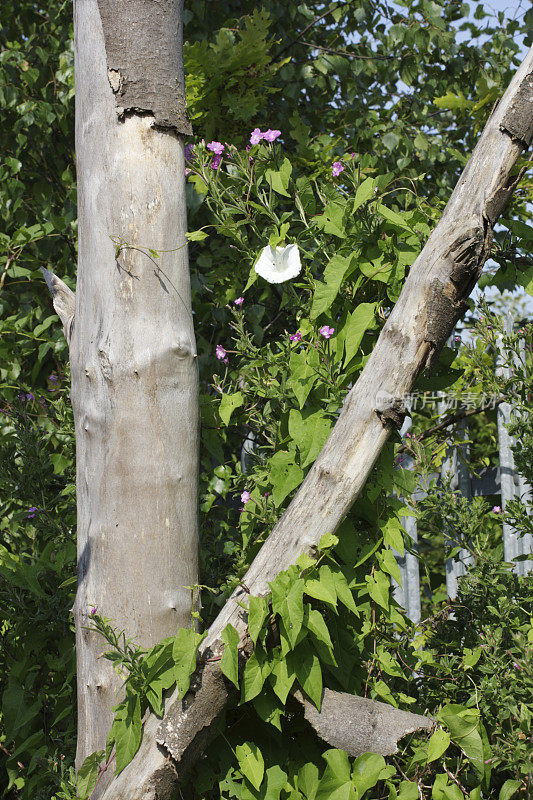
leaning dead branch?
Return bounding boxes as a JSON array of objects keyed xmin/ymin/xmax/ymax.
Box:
[{"xmin": 100, "ymin": 48, "xmax": 533, "ymax": 800}]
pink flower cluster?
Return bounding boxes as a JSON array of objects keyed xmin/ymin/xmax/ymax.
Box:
[
  {"xmin": 250, "ymin": 128, "xmax": 281, "ymax": 145},
  {"xmin": 206, "ymin": 141, "xmax": 225, "ymax": 170},
  {"xmin": 332, "ymin": 161, "xmax": 344, "ymax": 177},
  {"xmin": 319, "ymin": 325, "xmax": 335, "ymax": 339},
  {"xmin": 216, "ymin": 345, "xmax": 228, "ymax": 364},
  {"xmin": 289, "ymin": 331, "xmax": 302, "ymax": 342}
]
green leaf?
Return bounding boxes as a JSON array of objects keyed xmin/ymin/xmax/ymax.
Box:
[
  {"xmin": 382, "ymin": 132, "xmax": 400, "ymax": 151},
  {"xmin": 438, "ymin": 705, "xmax": 484, "ymax": 780},
  {"xmin": 269, "ymin": 451, "xmax": 304, "ymax": 507},
  {"xmin": 298, "ymin": 762, "xmax": 320, "ymax": 800},
  {"xmin": 76, "ymin": 751, "xmax": 105, "ymax": 800},
  {"xmin": 343, "ymin": 302, "xmax": 376, "ymax": 365},
  {"xmin": 252, "ymin": 686, "xmax": 284, "ymax": 730},
  {"xmin": 313, "ymin": 202, "xmax": 346, "ymax": 238},
  {"xmin": 242, "ymin": 649, "xmax": 271, "ymax": 702},
  {"xmin": 219, "ymin": 392, "xmax": 244, "ymax": 425},
  {"xmin": 289, "ymin": 409, "xmax": 332, "ymax": 468},
  {"xmin": 235, "ymin": 742, "xmax": 265, "ymax": 790},
  {"xmin": 434, "ymin": 91, "xmax": 474, "ymax": 110},
  {"xmin": 310, "ymin": 255, "xmax": 352, "ymax": 319},
  {"xmin": 50, "ymin": 453, "xmax": 69, "ymax": 474},
  {"xmin": 269, "ymin": 653, "xmax": 296, "ymax": 703},
  {"xmin": 352, "ymin": 753, "xmax": 391, "ymax": 796},
  {"xmin": 304, "ymin": 608, "xmax": 333, "ymax": 649},
  {"xmin": 382, "ymin": 517, "xmax": 405, "ymax": 555},
  {"xmin": 113, "ymin": 694, "xmax": 142, "ymax": 775},
  {"xmin": 426, "ymin": 729, "xmax": 451, "ymax": 763},
  {"xmin": 172, "ymin": 627, "xmax": 203, "ymax": 697},
  {"xmin": 186, "ymin": 229, "xmax": 209, "ymax": 241},
  {"xmin": 376, "ymin": 204, "xmax": 413, "ymax": 232},
  {"xmin": 366, "ymin": 569, "xmax": 390, "ymax": 610},
  {"xmin": 498, "ymin": 780, "xmax": 522, "ymax": 800},
  {"xmin": 304, "ymin": 565, "xmax": 338, "ymax": 609},
  {"xmin": 352, "ymin": 177, "xmax": 376, "ymax": 213},
  {"xmin": 294, "ymin": 641, "xmax": 322, "ymax": 709},
  {"xmin": 265, "ymin": 158, "xmax": 292, "ymax": 197},
  {"xmin": 379, "ymin": 549, "xmax": 402, "ymax": 585},
  {"xmin": 248, "ymin": 595, "xmax": 268, "ymax": 644},
  {"xmin": 270, "ymin": 575, "xmax": 304, "ymax": 648},
  {"xmin": 398, "ymin": 781, "xmax": 419, "ymax": 800},
  {"xmin": 288, "ymin": 348, "xmax": 320, "ymax": 409},
  {"xmin": 316, "ymin": 749, "xmax": 354, "ymax": 800},
  {"xmin": 220, "ymin": 623, "xmax": 240, "ymax": 688},
  {"xmin": 463, "ymin": 646, "xmax": 482, "ymax": 669}
]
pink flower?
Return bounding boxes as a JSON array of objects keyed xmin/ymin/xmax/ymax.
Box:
[
  {"xmin": 234, "ymin": 297, "xmax": 244, "ymax": 306},
  {"xmin": 263, "ymin": 129, "xmax": 281, "ymax": 142},
  {"xmin": 184, "ymin": 168, "xmax": 191, "ymax": 177},
  {"xmin": 241, "ymin": 490, "xmax": 251, "ymax": 505},
  {"xmin": 350, "ymin": 152, "xmax": 356, "ymax": 159},
  {"xmin": 250, "ymin": 128, "xmax": 263, "ymax": 145},
  {"xmin": 492, "ymin": 505, "xmax": 501, "ymax": 514},
  {"xmin": 319, "ymin": 325, "xmax": 335, "ymax": 339},
  {"xmin": 90, "ymin": 606, "xmax": 97, "ymax": 616},
  {"xmin": 210, "ymin": 154, "xmax": 222, "ymax": 170},
  {"xmin": 216, "ymin": 345, "xmax": 227, "ymax": 360},
  {"xmin": 289, "ymin": 331, "xmax": 302, "ymax": 342},
  {"xmin": 454, "ymin": 335, "xmax": 461, "ymax": 343},
  {"xmin": 207, "ymin": 141, "xmax": 224, "ymax": 155},
  {"xmin": 332, "ymin": 161, "xmax": 344, "ymax": 177}
]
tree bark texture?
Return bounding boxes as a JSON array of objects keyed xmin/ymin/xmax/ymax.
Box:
[
  {"xmin": 99, "ymin": 46, "xmax": 533, "ymax": 800},
  {"xmin": 72, "ymin": 0, "xmax": 198, "ymax": 784}
]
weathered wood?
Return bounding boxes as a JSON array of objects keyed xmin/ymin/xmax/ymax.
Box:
[
  {"xmin": 100, "ymin": 48, "xmax": 533, "ymax": 800},
  {"xmin": 295, "ymin": 689, "xmax": 434, "ymax": 757},
  {"xmin": 72, "ymin": 0, "xmax": 198, "ymax": 791}
]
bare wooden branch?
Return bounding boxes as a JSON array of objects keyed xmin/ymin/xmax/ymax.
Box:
[
  {"xmin": 41, "ymin": 267, "xmax": 76, "ymax": 344},
  {"xmin": 100, "ymin": 47, "xmax": 533, "ymax": 800}
]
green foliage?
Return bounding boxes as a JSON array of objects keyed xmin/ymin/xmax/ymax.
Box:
[
  {"xmin": 184, "ymin": 10, "xmax": 288, "ymax": 144},
  {"xmin": 84, "ymin": 615, "xmax": 205, "ymax": 777},
  {"xmin": 0, "ymin": 390, "xmax": 76, "ymax": 799}
]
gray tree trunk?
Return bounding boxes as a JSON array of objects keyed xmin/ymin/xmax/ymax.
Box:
[
  {"xmin": 99, "ymin": 46, "xmax": 533, "ymax": 800},
  {"xmin": 71, "ymin": 0, "xmax": 197, "ymax": 785}
]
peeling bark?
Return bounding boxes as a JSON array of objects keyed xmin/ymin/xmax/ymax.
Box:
[
  {"xmin": 96, "ymin": 0, "xmax": 192, "ymax": 133},
  {"xmin": 100, "ymin": 48, "xmax": 533, "ymax": 800}
]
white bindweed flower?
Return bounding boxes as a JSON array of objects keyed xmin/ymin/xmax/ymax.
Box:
[{"xmin": 254, "ymin": 244, "xmax": 302, "ymax": 284}]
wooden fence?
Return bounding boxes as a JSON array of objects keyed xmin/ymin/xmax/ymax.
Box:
[{"xmin": 393, "ymin": 316, "xmax": 532, "ymax": 623}]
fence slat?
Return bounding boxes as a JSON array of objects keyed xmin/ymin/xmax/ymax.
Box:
[
  {"xmin": 439, "ymin": 397, "xmax": 473, "ymax": 600},
  {"xmin": 497, "ymin": 315, "xmax": 533, "ymax": 575}
]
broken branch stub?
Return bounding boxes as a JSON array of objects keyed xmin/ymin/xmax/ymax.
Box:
[
  {"xmin": 41, "ymin": 267, "xmax": 75, "ymax": 344},
  {"xmin": 100, "ymin": 47, "xmax": 533, "ymax": 800}
]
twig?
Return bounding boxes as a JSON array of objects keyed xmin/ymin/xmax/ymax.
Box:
[
  {"xmin": 396, "ymin": 398, "xmax": 505, "ymax": 453},
  {"xmin": 299, "ymin": 41, "xmax": 396, "ymax": 60},
  {"xmin": 271, "ymin": 3, "xmax": 347, "ymax": 63}
]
